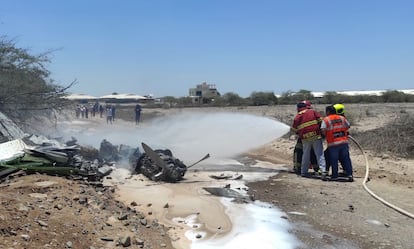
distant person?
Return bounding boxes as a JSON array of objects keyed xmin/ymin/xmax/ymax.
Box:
[
  {"xmin": 80, "ymin": 105, "xmax": 86, "ymax": 118},
  {"xmin": 99, "ymin": 104, "xmax": 104, "ymax": 118},
  {"xmin": 321, "ymin": 105, "xmax": 353, "ymax": 182},
  {"xmin": 85, "ymin": 105, "xmax": 89, "ymax": 119},
  {"xmin": 75, "ymin": 105, "xmax": 81, "ymax": 118},
  {"xmin": 291, "ymin": 100, "xmax": 327, "ymax": 179},
  {"xmin": 106, "ymin": 105, "xmax": 113, "ymax": 124},
  {"xmin": 135, "ymin": 103, "xmax": 142, "ymax": 125},
  {"xmin": 111, "ymin": 105, "xmax": 116, "ymax": 122},
  {"xmin": 92, "ymin": 102, "xmax": 99, "ymax": 117}
]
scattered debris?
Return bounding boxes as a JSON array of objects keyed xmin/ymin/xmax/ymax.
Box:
[
  {"xmin": 209, "ymin": 173, "xmax": 243, "ymax": 180},
  {"xmin": 133, "ymin": 142, "xmax": 210, "ymax": 183},
  {"xmin": 134, "ymin": 143, "xmax": 188, "ymax": 183},
  {"xmin": 287, "ymin": 211, "xmax": 307, "ymax": 216},
  {"xmin": 202, "ymin": 187, "xmax": 252, "ymax": 203},
  {"xmin": 1, "ymin": 135, "xmax": 139, "ymax": 183},
  {"xmin": 365, "ymin": 219, "xmax": 383, "ymax": 226}
]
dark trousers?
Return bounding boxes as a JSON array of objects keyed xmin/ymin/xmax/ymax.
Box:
[
  {"xmin": 327, "ymin": 143, "xmax": 352, "ymax": 178},
  {"xmin": 135, "ymin": 113, "xmax": 141, "ymax": 124}
]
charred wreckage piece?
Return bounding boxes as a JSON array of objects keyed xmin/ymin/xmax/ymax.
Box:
[
  {"xmin": 133, "ymin": 143, "xmax": 210, "ymax": 183},
  {"xmin": 2, "ymin": 138, "xmax": 111, "ymax": 182},
  {"xmin": 0, "ymin": 134, "xmax": 139, "ymax": 183},
  {"xmin": 134, "ymin": 143, "xmax": 188, "ymax": 183}
]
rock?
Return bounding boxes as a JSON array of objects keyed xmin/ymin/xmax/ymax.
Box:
[
  {"xmin": 135, "ymin": 238, "xmax": 144, "ymax": 246},
  {"xmin": 140, "ymin": 218, "xmax": 147, "ymax": 226},
  {"xmin": 34, "ymin": 181, "xmax": 57, "ymax": 188},
  {"xmin": 100, "ymin": 237, "xmax": 114, "ymax": 241},
  {"xmin": 78, "ymin": 197, "xmax": 88, "ymax": 205},
  {"xmin": 118, "ymin": 213, "xmax": 128, "ymax": 220},
  {"xmin": 37, "ymin": 220, "xmax": 48, "ymax": 227},
  {"xmin": 65, "ymin": 241, "xmax": 73, "ymax": 248},
  {"xmin": 119, "ymin": 236, "xmax": 131, "ymax": 247},
  {"xmin": 54, "ymin": 204, "xmax": 64, "ymax": 210},
  {"xmin": 106, "ymin": 216, "xmax": 120, "ymax": 226},
  {"xmin": 29, "ymin": 193, "xmax": 48, "ymax": 199},
  {"xmin": 18, "ymin": 203, "xmax": 30, "ymax": 212},
  {"xmin": 21, "ymin": 234, "xmax": 31, "ymax": 241}
]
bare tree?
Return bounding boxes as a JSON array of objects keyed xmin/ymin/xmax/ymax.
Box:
[{"xmin": 0, "ymin": 37, "xmax": 74, "ymax": 125}]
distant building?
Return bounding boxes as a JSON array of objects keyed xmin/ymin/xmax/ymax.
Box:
[{"xmin": 189, "ymin": 82, "xmax": 221, "ymax": 104}]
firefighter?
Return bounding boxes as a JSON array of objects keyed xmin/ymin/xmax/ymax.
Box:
[
  {"xmin": 291, "ymin": 100, "xmax": 327, "ymax": 179},
  {"xmin": 321, "ymin": 105, "xmax": 353, "ymax": 182},
  {"xmin": 292, "ymin": 101, "xmax": 319, "ymax": 175},
  {"xmin": 325, "ymin": 103, "xmax": 347, "ymax": 175}
]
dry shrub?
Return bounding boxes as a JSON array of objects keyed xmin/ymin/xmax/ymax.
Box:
[{"xmin": 352, "ymin": 113, "xmax": 414, "ymax": 158}]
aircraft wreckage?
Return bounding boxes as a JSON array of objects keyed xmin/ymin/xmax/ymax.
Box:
[
  {"xmin": 1, "ymin": 111, "xmax": 252, "ymax": 202},
  {"xmin": 0, "ymin": 111, "xmax": 209, "ymax": 183},
  {"xmin": 134, "ymin": 142, "xmax": 209, "ymax": 182}
]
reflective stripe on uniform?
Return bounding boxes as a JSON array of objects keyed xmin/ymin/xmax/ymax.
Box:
[
  {"xmin": 324, "ymin": 118, "xmax": 347, "ymax": 131},
  {"xmin": 297, "ymin": 119, "xmax": 318, "ymax": 130}
]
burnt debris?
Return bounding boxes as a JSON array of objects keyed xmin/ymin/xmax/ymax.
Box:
[
  {"xmin": 133, "ymin": 143, "xmax": 187, "ymax": 183},
  {"xmin": 1, "ymin": 111, "xmax": 202, "ymax": 184},
  {"xmin": 0, "ymin": 126, "xmax": 141, "ymax": 183}
]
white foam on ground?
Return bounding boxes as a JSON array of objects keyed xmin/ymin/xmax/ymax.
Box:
[
  {"xmin": 104, "ymin": 167, "xmax": 301, "ymax": 249},
  {"xmin": 191, "ymin": 199, "xmax": 301, "ymax": 249}
]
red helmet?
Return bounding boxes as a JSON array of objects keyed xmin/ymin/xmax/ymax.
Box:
[
  {"xmin": 303, "ymin": 100, "xmax": 312, "ymax": 107},
  {"xmin": 297, "ymin": 100, "xmax": 311, "ymax": 111}
]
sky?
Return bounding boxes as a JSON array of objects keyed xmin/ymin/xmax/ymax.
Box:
[{"xmin": 1, "ymin": 0, "xmax": 413, "ymax": 98}]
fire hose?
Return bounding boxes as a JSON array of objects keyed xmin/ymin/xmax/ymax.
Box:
[{"xmin": 349, "ymin": 135, "xmax": 414, "ymax": 219}]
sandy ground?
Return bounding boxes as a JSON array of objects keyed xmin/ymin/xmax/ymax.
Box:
[
  {"xmin": 0, "ymin": 173, "xmax": 175, "ymax": 249},
  {"xmin": 1, "ymin": 103, "xmax": 413, "ymax": 249}
]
